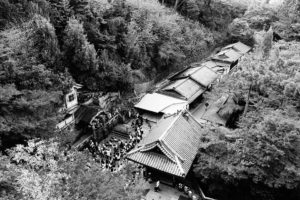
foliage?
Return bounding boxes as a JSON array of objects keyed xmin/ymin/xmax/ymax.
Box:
[
  {"xmin": 229, "ymin": 0, "xmax": 300, "ymax": 42},
  {"xmin": 161, "ymin": 0, "xmax": 247, "ymax": 32},
  {"xmin": 0, "ymin": 0, "xmax": 51, "ymax": 29},
  {"xmin": 0, "ymin": 139, "xmax": 147, "ymax": 200},
  {"xmin": 47, "ymin": 0, "xmax": 72, "ymax": 43},
  {"xmin": 63, "ymin": 17, "xmax": 98, "ymax": 73},
  {"xmin": 0, "ymin": 15, "xmax": 72, "ymax": 147},
  {"xmin": 228, "ymin": 18, "xmax": 255, "ymax": 45},
  {"xmin": 261, "ymin": 26, "xmax": 273, "ymax": 58},
  {"xmin": 126, "ymin": 0, "xmax": 216, "ymax": 78},
  {"xmin": 193, "ymin": 41, "xmax": 300, "ymax": 200}
]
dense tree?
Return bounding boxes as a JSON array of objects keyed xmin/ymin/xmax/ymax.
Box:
[
  {"xmin": 228, "ymin": 18, "xmax": 255, "ymax": 45},
  {"xmin": 0, "ymin": 139, "xmax": 147, "ymax": 200},
  {"xmin": 193, "ymin": 41, "xmax": 300, "ymax": 200},
  {"xmin": 70, "ymin": 0, "xmax": 92, "ymax": 19},
  {"xmin": 0, "ymin": 14, "xmax": 72, "ymax": 148},
  {"xmin": 63, "ymin": 18, "xmax": 98, "ymax": 77},
  {"xmin": 27, "ymin": 14, "xmax": 62, "ymax": 68},
  {"xmin": 47, "ymin": 0, "xmax": 72, "ymax": 43}
]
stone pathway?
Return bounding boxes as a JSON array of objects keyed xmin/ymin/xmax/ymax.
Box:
[{"xmin": 143, "ymin": 183, "xmax": 188, "ymax": 200}]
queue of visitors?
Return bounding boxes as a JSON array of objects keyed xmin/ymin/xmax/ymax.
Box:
[{"xmin": 85, "ymin": 114, "xmax": 145, "ymax": 173}]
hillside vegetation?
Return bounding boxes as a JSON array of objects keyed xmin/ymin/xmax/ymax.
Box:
[
  {"xmin": 0, "ymin": 0, "xmax": 299, "ymax": 200},
  {"xmin": 194, "ymin": 40, "xmax": 300, "ymax": 200},
  {"xmin": 0, "ymin": 0, "xmax": 219, "ymax": 146}
]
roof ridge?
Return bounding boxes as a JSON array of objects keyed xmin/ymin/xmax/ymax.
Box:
[
  {"xmin": 172, "ymin": 77, "xmax": 189, "ymax": 89},
  {"xmin": 157, "ymin": 143, "xmax": 176, "ymax": 163},
  {"xmin": 185, "ymin": 111, "xmax": 205, "ymax": 128},
  {"xmin": 175, "ymin": 156, "xmax": 185, "ymax": 176},
  {"xmin": 160, "ymin": 102, "xmax": 187, "ymax": 113},
  {"xmin": 186, "ymin": 66, "xmax": 203, "ymax": 77},
  {"xmin": 161, "ymin": 139, "xmax": 185, "ymax": 161},
  {"xmin": 126, "ymin": 146, "xmax": 144, "ymax": 156},
  {"xmin": 159, "ymin": 113, "xmax": 182, "ymax": 141},
  {"xmin": 140, "ymin": 142, "xmax": 157, "ymax": 152}
]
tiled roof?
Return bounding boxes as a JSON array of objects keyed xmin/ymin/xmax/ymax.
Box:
[
  {"xmin": 211, "ymin": 49, "xmax": 242, "ymax": 64},
  {"xmin": 134, "ymin": 93, "xmax": 187, "ymax": 114},
  {"xmin": 127, "ymin": 151, "xmax": 183, "ymax": 176},
  {"xmin": 222, "ymin": 42, "xmax": 251, "ymax": 54},
  {"xmin": 202, "ymin": 60, "xmax": 230, "ymax": 69},
  {"xmin": 171, "ymin": 66, "xmax": 218, "ymax": 88},
  {"xmin": 202, "ymin": 61, "xmax": 231, "ymax": 75},
  {"xmin": 162, "ymin": 78, "xmax": 205, "ymax": 103},
  {"xmin": 189, "ymin": 66, "xmax": 218, "ymax": 88},
  {"xmin": 127, "ymin": 112, "xmax": 203, "ymax": 177}
]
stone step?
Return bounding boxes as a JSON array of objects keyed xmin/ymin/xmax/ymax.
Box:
[{"xmin": 111, "ymin": 130, "xmax": 130, "ymax": 140}]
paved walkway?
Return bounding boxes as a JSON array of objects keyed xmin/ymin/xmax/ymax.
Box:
[
  {"xmin": 144, "ymin": 183, "xmax": 188, "ymax": 200},
  {"xmin": 191, "ymin": 98, "xmax": 226, "ymax": 126}
]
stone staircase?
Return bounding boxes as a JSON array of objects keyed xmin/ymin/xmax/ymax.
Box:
[
  {"xmin": 110, "ymin": 130, "xmax": 130, "ymax": 140},
  {"xmin": 110, "ymin": 124, "xmax": 131, "ymax": 140}
]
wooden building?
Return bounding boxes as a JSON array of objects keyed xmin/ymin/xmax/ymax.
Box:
[
  {"xmin": 56, "ymin": 83, "xmax": 83, "ymax": 131},
  {"xmin": 134, "ymin": 93, "xmax": 188, "ymax": 123},
  {"xmin": 160, "ymin": 66, "xmax": 219, "ymax": 104},
  {"xmin": 126, "ymin": 111, "xmax": 203, "ymax": 182},
  {"xmin": 210, "ymin": 41, "xmax": 251, "ymax": 71}
]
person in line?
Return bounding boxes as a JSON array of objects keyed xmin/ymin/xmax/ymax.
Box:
[
  {"xmin": 184, "ymin": 185, "xmax": 189, "ymax": 195},
  {"xmin": 154, "ymin": 180, "xmax": 160, "ymax": 192}
]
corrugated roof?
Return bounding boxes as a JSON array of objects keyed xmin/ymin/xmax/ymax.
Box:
[
  {"xmin": 162, "ymin": 78, "xmax": 205, "ymax": 102},
  {"xmin": 222, "ymin": 42, "xmax": 251, "ymax": 54},
  {"xmin": 134, "ymin": 93, "xmax": 187, "ymax": 114},
  {"xmin": 127, "ymin": 112, "xmax": 203, "ymax": 177},
  {"xmin": 211, "ymin": 49, "xmax": 242, "ymax": 64}
]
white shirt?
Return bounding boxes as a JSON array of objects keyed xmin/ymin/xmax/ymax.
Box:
[{"xmin": 156, "ymin": 181, "xmax": 160, "ymax": 187}]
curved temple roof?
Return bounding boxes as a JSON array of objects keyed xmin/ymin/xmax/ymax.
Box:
[{"xmin": 127, "ymin": 112, "xmax": 203, "ymax": 177}]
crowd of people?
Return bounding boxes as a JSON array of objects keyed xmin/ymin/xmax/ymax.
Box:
[
  {"xmin": 177, "ymin": 183, "xmax": 198, "ymax": 200},
  {"xmin": 84, "ymin": 113, "xmax": 200, "ymax": 199},
  {"xmin": 85, "ymin": 114, "xmax": 145, "ymax": 173}
]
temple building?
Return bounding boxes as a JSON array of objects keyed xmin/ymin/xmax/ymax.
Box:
[
  {"xmin": 55, "ymin": 83, "xmax": 83, "ymax": 131},
  {"xmin": 159, "ymin": 66, "xmax": 218, "ymax": 105},
  {"xmin": 210, "ymin": 41, "xmax": 251, "ymax": 71},
  {"xmin": 134, "ymin": 93, "xmax": 188, "ymax": 123},
  {"xmin": 126, "ymin": 111, "xmax": 203, "ymax": 182}
]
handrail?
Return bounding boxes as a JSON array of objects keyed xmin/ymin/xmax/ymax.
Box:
[
  {"xmin": 198, "ymin": 186, "xmax": 217, "ymax": 200},
  {"xmin": 191, "ymin": 177, "xmax": 217, "ymax": 200}
]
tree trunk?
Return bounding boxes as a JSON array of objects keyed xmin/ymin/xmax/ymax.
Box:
[
  {"xmin": 174, "ymin": 0, "xmax": 179, "ymax": 10},
  {"xmin": 243, "ymin": 83, "xmax": 252, "ymax": 117}
]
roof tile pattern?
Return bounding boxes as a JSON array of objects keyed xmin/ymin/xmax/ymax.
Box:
[
  {"xmin": 128, "ymin": 151, "xmax": 182, "ymax": 176},
  {"xmin": 127, "ymin": 112, "xmax": 203, "ymax": 177},
  {"xmin": 171, "ymin": 66, "xmax": 218, "ymax": 88},
  {"xmin": 163, "ymin": 78, "xmax": 205, "ymax": 102}
]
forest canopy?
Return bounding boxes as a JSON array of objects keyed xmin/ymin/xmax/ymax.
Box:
[{"xmin": 0, "ymin": 0, "xmax": 300, "ymax": 200}]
